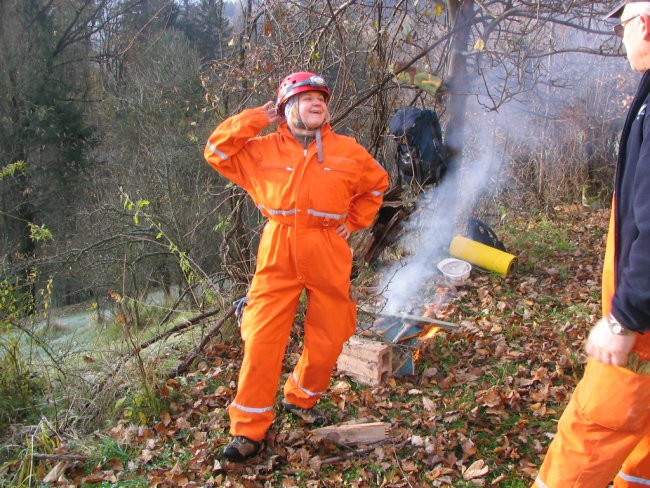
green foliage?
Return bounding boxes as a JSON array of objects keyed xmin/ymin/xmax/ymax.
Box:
[
  {"xmin": 0, "ymin": 339, "xmax": 45, "ymax": 432},
  {"xmin": 115, "ymin": 386, "xmax": 165, "ymax": 426},
  {"xmin": 0, "ymin": 419, "xmax": 60, "ymax": 486},
  {"xmin": 0, "ymin": 161, "xmax": 26, "ymax": 180},
  {"xmin": 212, "ymin": 215, "xmax": 232, "ymax": 234},
  {"xmin": 91, "ymin": 480, "xmax": 148, "ymax": 488},
  {"xmin": 507, "ymin": 217, "xmax": 576, "ymax": 271},
  {"xmin": 27, "ymin": 223, "xmax": 53, "ymax": 243},
  {"xmin": 120, "ymin": 190, "xmax": 203, "ymax": 288},
  {"xmin": 96, "ymin": 434, "xmax": 141, "ymax": 464},
  {"xmin": 0, "ymin": 279, "xmax": 46, "ymax": 433}
]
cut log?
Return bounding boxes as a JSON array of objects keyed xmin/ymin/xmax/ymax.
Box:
[
  {"xmin": 336, "ymin": 336, "xmax": 392, "ymax": 386},
  {"xmin": 311, "ymin": 422, "xmax": 389, "ymax": 445}
]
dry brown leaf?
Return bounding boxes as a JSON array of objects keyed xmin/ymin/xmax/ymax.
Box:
[
  {"xmin": 462, "ymin": 439, "xmax": 477, "ymax": 459},
  {"xmin": 140, "ymin": 448, "xmax": 155, "ymax": 463},
  {"xmin": 422, "ymin": 396, "xmax": 436, "ymax": 412},
  {"xmin": 160, "ymin": 410, "xmax": 171, "ymax": 426},
  {"xmin": 43, "ymin": 461, "xmax": 68, "ymax": 483},
  {"xmin": 176, "ymin": 416, "xmax": 191, "ymax": 430},
  {"xmin": 463, "ymin": 459, "xmax": 489, "ymax": 480},
  {"xmin": 411, "ymin": 435, "xmax": 425, "ymax": 446}
]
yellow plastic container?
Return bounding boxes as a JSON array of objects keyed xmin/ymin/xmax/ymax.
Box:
[{"xmin": 449, "ymin": 235, "xmax": 516, "ymax": 277}]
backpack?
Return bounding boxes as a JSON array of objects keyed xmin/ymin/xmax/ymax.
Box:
[
  {"xmin": 388, "ymin": 106, "xmax": 447, "ymax": 186},
  {"xmin": 467, "ymin": 217, "xmax": 506, "ymax": 251}
]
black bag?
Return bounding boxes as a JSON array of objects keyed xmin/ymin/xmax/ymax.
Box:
[
  {"xmin": 467, "ymin": 217, "xmax": 506, "ymax": 251},
  {"xmin": 388, "ymin": 106, "xmax": 447, "ymax": 186}
]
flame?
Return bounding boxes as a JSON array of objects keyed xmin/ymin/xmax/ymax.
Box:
[{"xmin": 420, "ymin": 325, "xmax": 442, "ymax": 340}]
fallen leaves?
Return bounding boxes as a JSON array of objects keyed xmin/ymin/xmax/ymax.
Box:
[
  {"xmin": 463, "ymin": 459, "xmax": 489, "ymax": 480},
  {"xmin": 13, "ymin": 205, "xmax": 611, "ymax": 487}
]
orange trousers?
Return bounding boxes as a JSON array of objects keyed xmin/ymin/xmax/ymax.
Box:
[
  {"xmin": 532, "ymin": 357, "xmax": 650, "ymax": 487},
  {"xmin": 228, "ymin": 220, "xmax": 356, "ymax": 442},
  {"xmin": 534, "ymin": 204, "xmax": 650, "ymax": 487}
]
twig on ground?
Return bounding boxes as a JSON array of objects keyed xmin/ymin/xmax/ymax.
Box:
[
  {"xmin": 166, "ymin": 305, "xmax": 236, "ymax": 378},
  {"xmin": 31, "ymin": 453, "xmax": 89, "ymax": 462},
  {"xmin": 78, "ymin": 306, "xmax": 227, "ymax": 425},
  {"xmin": 319, "ymin": 438, "xmax": 409, "ymax": 465}
]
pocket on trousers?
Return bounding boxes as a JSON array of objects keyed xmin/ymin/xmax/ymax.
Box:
[{"xmin": 575, "ymin": 359, "xmax": 650, "ymax": 432}]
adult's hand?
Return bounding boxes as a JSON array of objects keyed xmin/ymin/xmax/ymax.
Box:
[
  {"xmin": 262, "ymin": 101, "xmax": 283, "ymax": 125},
  {"xmin": 585, "ymin": 317, "xmax": 636, "ymax": 366},
  {"xmin": 336, "ymin": 223, "xmax": 351, "ymax": 239}
]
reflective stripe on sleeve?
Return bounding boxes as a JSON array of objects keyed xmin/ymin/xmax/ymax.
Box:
[
  {"xmin": 292, "ymin": 372, "xmax": 325, "ymax": 397},
  {"xmin": 257, "ymin": 205, "xmax": 297, "ymax": 216},
  {"xmin": 307, "ymin": 209, "xmax": 347, "ymax": 220},
  {"xmin": 618, "ymin": 471, "xmax": 650, "ymax": 486},
  {"xmin": 371, "ymin": 190, "xmax": 383, "ymax": 197},
  {"xmin": 231, "ymin": 401, "xmax": 274, "ymax": 414},
  {"xmin": 206, "ymin": 141, "xmax": 228, "ymax": 160}
]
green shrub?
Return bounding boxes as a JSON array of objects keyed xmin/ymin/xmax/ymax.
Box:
[{"xmin": 0, "ymin": 339, "xmax": 44, "ymax": 433}]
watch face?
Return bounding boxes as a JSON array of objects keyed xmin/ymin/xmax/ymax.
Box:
[{"xmin": 610, "ymin": 321, "xmax": 632, "ymax": 335}]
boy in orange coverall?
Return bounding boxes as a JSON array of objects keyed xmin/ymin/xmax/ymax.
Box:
[
  {"xmin": 204, "ymin": 72, "xmax": 388, "ymax": 461},
  {"xmin": 533, "ymin": 2, "xmax": 650, "ymax": 486}
]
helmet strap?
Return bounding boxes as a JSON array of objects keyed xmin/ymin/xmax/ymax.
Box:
[
  {"xmin": 286, "ymin": 98, "xmax": 314, "ymax": 145},
  {"xmin": 285, "ymin": 96, "xmax": 326, "ymax": 160},
  {"xmin": 315, "ymin": 128, "xmax": 323, "ymax": 163}
]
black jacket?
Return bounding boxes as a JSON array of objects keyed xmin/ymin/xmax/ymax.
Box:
[{"xmin": 611, "ymin": 70, "xmax": 650, "ymax": 333}]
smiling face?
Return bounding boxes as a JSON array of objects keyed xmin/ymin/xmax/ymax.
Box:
[{"xmin": 296, "ymin": 91, "xmax": 328, "ymax": 129}]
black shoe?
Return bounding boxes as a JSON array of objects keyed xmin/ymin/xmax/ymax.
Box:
[
  {"xmin": 282, "ymin": 400, "xmax": 327, "ymax": 426},
  {"xmin": 222, "ymin": 436, "xmax": 263, "ymax": 462}
]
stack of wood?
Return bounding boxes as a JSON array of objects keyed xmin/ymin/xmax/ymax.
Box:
[{"xmin": 336, "ymin": 335, "xmax": 392, "ymax": 387}]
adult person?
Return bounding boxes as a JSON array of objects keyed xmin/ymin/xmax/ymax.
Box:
[
  {"xmin": 203, "ymin": 72, "xmax": 389, "ymax": 462},
  {"xmin": 533, "ymin": 2, "xmax": 650, "ymax": 486}
]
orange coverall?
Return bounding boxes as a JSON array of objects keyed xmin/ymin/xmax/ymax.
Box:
[
  {"xmin": 204, "ymin": 107, "xmax": 388, "ymax": 442},
  {"xmin": 533, "ymin": 209, "xmax": 650, "ymax": 488}
]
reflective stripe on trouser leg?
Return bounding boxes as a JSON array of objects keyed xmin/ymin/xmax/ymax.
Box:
[
  {"xmin": 533, "ymin": 360, "xmax": 650, "ymax": 488},
  {"xmin": 615, "ymin": 434, "xmax": 650, "ymax": 487},
  {"xmin": 532, "ymin": 478, "xmax": 548, "ymax": 488},
  {"xmin": 228, "ymin": 231, "xmax": 304, "ymax": 441},
  {"xmin": 283, "ymin": 282, "xmax": 356, "ymax": 409}
]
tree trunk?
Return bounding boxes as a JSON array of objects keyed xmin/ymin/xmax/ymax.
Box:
[{"xmin": 444, "ymin": 0, "xmax": 475, "ymax": 159}]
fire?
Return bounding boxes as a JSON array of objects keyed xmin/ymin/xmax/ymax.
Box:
[{"xmin": 420, "ymin": 325, "xmax": 442, "ymax": 340}]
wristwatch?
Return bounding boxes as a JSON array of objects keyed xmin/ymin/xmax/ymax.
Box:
[{"xmin": 607, "ymin": 314, "xmax": 634, "ymax": 336}]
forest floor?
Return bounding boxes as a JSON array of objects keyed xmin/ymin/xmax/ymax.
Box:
[{"xmin": 2, "ymin": 203, "xmax": 609, "ymax": 487}]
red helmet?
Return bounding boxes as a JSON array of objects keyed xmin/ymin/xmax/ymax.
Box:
[{"xmin": 275, "ymin": 72, "xmax": 330, "ymax": 115}]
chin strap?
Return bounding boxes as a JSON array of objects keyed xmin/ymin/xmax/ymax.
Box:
[{"xmin": 315, "ymin": 128, "xmax": 323, "ymax": 163}]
